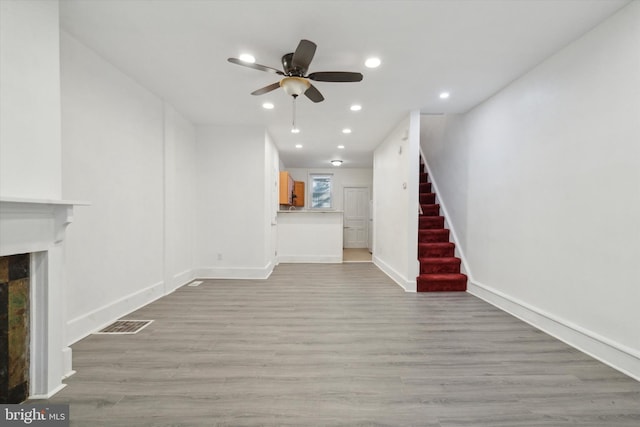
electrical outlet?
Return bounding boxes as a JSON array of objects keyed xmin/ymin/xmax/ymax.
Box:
[{"xmin": 217, "ymin": 253, "xmax": 223, "ymax": 261}]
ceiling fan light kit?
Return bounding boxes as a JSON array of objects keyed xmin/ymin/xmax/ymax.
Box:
[{"xmin": 280, "ymin": 77, "xmax": 310, "ymax": 97}]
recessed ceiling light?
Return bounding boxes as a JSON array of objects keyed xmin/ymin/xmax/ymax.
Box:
[
  {"xmin": 365, "ymin": 57, "xmax": 381, "ymax": 68},
  {"xmin": 291, "ymin": 128, "xmax": 300, "ymax": 134},
  {"xmin": 331, "ymin": 160, "xmax": 343, "ymax": 166},
  {"xmin": 262, "ymin": 102, "xmax": 274, "ymax": 109},
  {"xmin": 295, "ymin": 144, "xmax": 303, "ymax": 148},
  {"xmin": 350, "ymin": 104, "xmax": 362, "ymax": 111},
  {"xmin": 337, "ymin": 145, "xmax": 345, "ymax": 149},
  {"xmin": 439, "ymin": 92, "xmax": 450, "ymax": 99},
  {"xmin": 342, "ymin": 128, "xmax": 352, "ymax": 134},
  {"xmin": 239, "ymin": 53, "xmax": 255, "ymax": 63}
]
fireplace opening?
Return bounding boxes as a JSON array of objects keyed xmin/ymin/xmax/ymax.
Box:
[{"xmin": 0, "ymin": 253, "xmax": 30, "ymax": 404}]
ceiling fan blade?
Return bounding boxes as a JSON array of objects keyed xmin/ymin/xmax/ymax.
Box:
[
  {"xmin": 308, "ymin": 71, "xmax": 363, "ymax": 82},
  {"xmin": 251, "ymin": 82, "xmax": 281, "ymax": 96},
  {"xmin": 227, "ymin": 58, "xmax": 284, "ymax": 75},
  {"xmin": 304, "ymin": 84, "xmax": 324, "ymax": 103},
  {"xmin": 291, "ymin": 39, "xmax": 317, "ymax": 73}
]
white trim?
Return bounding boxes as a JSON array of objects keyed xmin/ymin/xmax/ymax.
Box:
[
  {"xmin": 0, "ymin": 197, "xmax": 88, "ymax": 206},
  {"xmin": 278, "ymin": 255, "xmax": 342, "ymax": 263},
  {"xmin": 196, "ymin": 262, "xmax": 274, "ymax": 280},
  {"xmin": 29, "ymin": 383, "xmax": 67, "ymax": 400},
  {"xmin": 468, "ymin": 279, "xmax": 640, "ymax": 381},
  {"xmin": 66, "ymin": 280, "xmax": 165, "ymax": 345},
  {"xmin": 62, "ymin": 347, "xmax": 74, "ymax": 379},
  {"xmin": 1, "ymin": 199, "xmax": 82, "ymax": 399},
  {"xmin": 29, "ymin": 251, "xmax": 49, "ymax": 398},
  {"xmin": 373, "ymin": 255, "xmax": 416, "ymax": 292},
  {"xmin": 171, "ymin": 269, "xmax": 195, "ymax": 292}
]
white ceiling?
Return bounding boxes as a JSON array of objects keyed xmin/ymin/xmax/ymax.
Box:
[{"xmin": 59, "ymin": 0, "xmax": 630, "ymax": 168}]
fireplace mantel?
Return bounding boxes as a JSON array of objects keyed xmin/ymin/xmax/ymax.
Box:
[
  {"xmin": 0, "ymin": 197, "xmax": 87, "ymax": 253},
  {"xmin": 0, "ymin": 196, "xmax": 88, "ymax": 399}
]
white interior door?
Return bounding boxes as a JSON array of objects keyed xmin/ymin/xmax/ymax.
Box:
[{"xmin": 343, "ymin": 187, "xmax": 369, "ymax": 248}]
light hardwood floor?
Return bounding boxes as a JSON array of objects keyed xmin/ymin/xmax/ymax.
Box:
[
  {"xmin": 37, "ymin": 264, "xmax": 640, "ymax": 426},
  {"xmin": 342, "ymin": 248, "xmax": 372, "ymax": 262}
]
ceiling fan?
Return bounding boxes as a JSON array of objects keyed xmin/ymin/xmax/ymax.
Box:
[{"xmin": 227, "ymin": 39, "xmax": 363, "ymax": 103}]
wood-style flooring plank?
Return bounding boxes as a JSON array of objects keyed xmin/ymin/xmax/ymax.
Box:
[{"xmin": 35, "ymin": 263, "xmax": 640, "ymax": 426}]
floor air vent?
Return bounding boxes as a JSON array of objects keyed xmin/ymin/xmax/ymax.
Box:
[{"xmin": 95, "ymin": 320, "xmax": 153, "ymax": 335}]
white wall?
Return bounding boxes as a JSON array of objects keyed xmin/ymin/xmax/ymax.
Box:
[
  {"xmin": 61, "ymin": 32, "xmax": 196, "ymax": 343},
  {"xmin": 195, "ymin": 125, "xmax": 275, "ymax": 279},
  {"xmin": 421, "ymin": 2, "xmax": 640, "ymax": 379},
  {"xmin": 0, "ymin": 0, "xmax": 61, "ymax": 199},
  {"xmin": 372, "ymin": 113, "xmax": 420, "ymax": 291},
  {"xmin": 265, "ymin": 132, "xmax": 280, "ymax": 263},
  {"xmin": 277, "ymin": 212, "xmax": 343, "ymax": 263},
  {"xmin": 286, "ymin": 167, "xmax": 373, "ymax": 211},
  {"xmin": 164, "ymin": 104, "xmax": 197, "ymax": 292},
  {"xmin": 419, "ymin": 114, "xmax": 470, "ymax": 256}
]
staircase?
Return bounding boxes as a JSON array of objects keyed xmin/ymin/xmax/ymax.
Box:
[{"xmin": 417, "ymin": 161, "xmax": 467, "ymax": 292}]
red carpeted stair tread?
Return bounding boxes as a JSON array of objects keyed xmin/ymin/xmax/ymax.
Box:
[
  {"xmin": 419, "ymin": 193, "xmax": 436, "ymax": 204},
  {"xmin": 419, "ymin": 182, "xmax": 432, "ymax": 193},
  {"xmin": 417, "ymin": 273, "xmax": 467, "ymax": 292},
  {"xmin": 419, "ymin": 257, "xmax": 461, "ymax": 274},
  {"xmin": 418, "ymin": 242, "xmax": 455, "ymax": 257},
  {"xmin": 418, "ymin": 216, "xmax": 445, "ymax": 229},
  {"xmin": 420, "ymin": 204, "xmax": 440, "ymax": 216},
  {"xmin": 420, "ymin": 172, "xmax": 428, "ymax": 182},
  {"xmin": 418, "ymin": 229, "xmax": 450, "ymax": 243}
]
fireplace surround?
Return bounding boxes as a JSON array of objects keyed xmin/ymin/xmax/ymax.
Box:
[
  {"xmin": 0, "ymin": 197, "xmax": 83, "ymax": 399},
  {"xmin": 0, "ymin": 253, "xmax": 31, "ymax": 403}
]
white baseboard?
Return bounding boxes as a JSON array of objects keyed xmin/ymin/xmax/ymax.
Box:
[
  {"xmin": 277, "ymin": 255, "xmax": 342, "ymax": 263},
  {"xmin": 196, "ymin": 262, "xmax": 274, "ymax": 280},
  {"xmin": 170, "ymin": 269, "xmax": 195, "ymax": 292},
  {"xmin": 468, "ymin": 280, "xmax": 640, "ymax": 382},
  {"xmin": 66, "ymin": 280, "xmax": 165, "ymax": 345},
  {"xmin": 30, "ymin": 383, "xmax": 67, "ymax": 400},
  {"xmin": 62, "ymin": 347, "xmax": 74, "ymax": 379},
  {"xmin": 373, "ymin": 255, "xmax": 416, "ymax": 292}
]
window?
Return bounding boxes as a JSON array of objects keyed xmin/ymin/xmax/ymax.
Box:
[{"xmin": 310, "ymin": 174, "xmax": 333, "ymax": 209}]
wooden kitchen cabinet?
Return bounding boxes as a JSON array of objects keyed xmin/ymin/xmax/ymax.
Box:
[
  {"xmin": 279, "ymin": 171, "xmax": 294, "ymax": 205},
  {"xmin": 293, "ymin": 181, "xmax": 305, "ymax": 207}
]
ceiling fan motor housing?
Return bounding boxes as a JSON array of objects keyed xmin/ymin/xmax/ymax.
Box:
[{"xmin": 282, "ymin": 53, "xmax": 307, "ymax": 76}]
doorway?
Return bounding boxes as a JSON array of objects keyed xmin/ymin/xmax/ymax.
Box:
[{"xmin": 343, "ymin": 187, "xmax": 371, "ymax": 262}]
